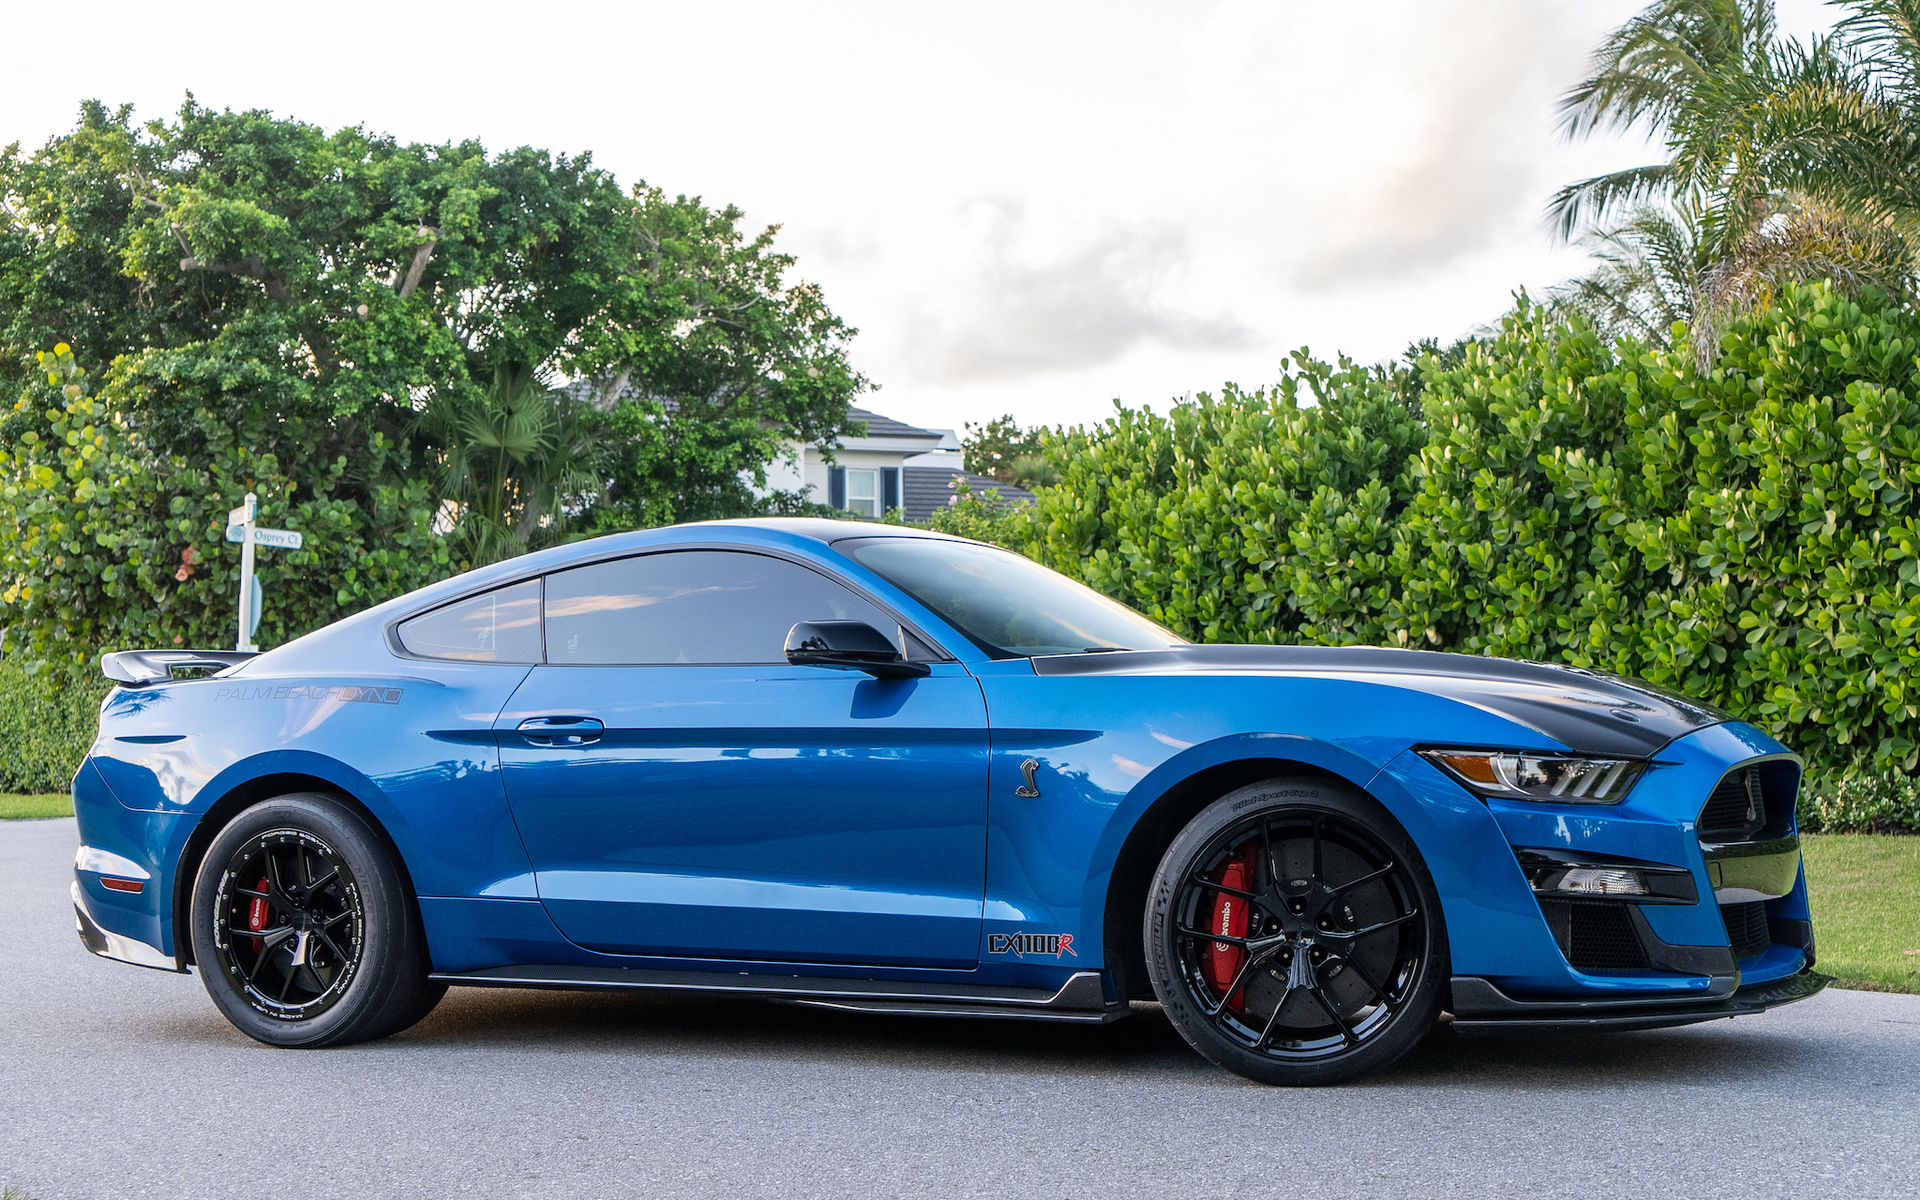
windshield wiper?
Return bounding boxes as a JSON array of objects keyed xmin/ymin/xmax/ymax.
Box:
[{"xmin": 1082, "ymin": 645, "xmax": 1130, "ymax": 654}]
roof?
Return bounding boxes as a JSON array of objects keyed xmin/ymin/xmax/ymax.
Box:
[
  {"xmin": 558, "ymin": 384, "xmax": 940, "ymax": 448},
  {"xmin": 846, "ymin": 406, "xmax": 943, "ymax": 442},
  {"xmin": 901, "ymin": 467, "xmax": 1035, "ymax": 522}
]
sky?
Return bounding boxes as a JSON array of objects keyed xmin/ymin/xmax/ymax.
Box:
[{"xmin": 0, "ymin": 0, "xmax": 1839, "ymax": 435}]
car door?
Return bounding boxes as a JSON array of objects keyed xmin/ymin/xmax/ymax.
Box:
[{"xmin": 494, "ymin": 548, "xmax": 989, "ymax": 968}]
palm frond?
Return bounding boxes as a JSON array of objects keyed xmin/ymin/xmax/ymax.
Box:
[
  {"xmin": 1558, "ymin": 0, "xmax": 1777, "ymax": 140},
  {"xmin": 1548, "ymin": 163, "xmax": 1677, "ymax": 241},
  {"xmin": 1835, "ymin": 0, "xmax": 1920, "ymax": 106}
]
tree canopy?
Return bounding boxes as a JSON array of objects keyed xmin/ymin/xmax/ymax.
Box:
[
  {"xmin": 0, "ymin": 99, "xmax": 869, "ymax": 667},
  {"xmin": 0, "ymin": 98, "xmax": 866, "ymax": 533}
]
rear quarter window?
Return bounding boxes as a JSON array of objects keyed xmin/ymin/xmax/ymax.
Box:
[{"xmin": 396, "ymin": 579, "xmax": 543, "ymax": 662}]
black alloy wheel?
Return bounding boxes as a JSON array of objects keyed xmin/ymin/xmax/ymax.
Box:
[
  {"xmin": 211, "ymin": 829, "xmax": 365, "ymax": 1020},
  {"xmin": 190, "ymin": 793, "xmax": 445, "ymax": 1047},
  {"xmin": 1145, "ymin": 779, "xmax": 1447, "ymax": 1085}
]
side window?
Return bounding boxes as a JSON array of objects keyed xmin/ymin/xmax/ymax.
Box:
[
  {"xmin": 543, "ymin": 551, "xmax": 897, "ymax": 666},
  {"xmin": 397, "ymin": 579, "xmax": 543, "ymax": 662}
]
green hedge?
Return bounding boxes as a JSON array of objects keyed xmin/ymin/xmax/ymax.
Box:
[
  {"xmin": 1016, "ymin": 286, "xmax": 1920, "ymax": 830},
  {"xmin": 0, "ymin": 345, "xmax": 457, "ymax": 673},
  {"xmin": 0, "ymin": 657, "xmax": 106, "ymax": 795}
]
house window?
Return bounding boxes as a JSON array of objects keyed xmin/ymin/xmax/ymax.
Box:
[{"xmin": 844, "ymin": 468, "xmax": 879, "ymax": 517}]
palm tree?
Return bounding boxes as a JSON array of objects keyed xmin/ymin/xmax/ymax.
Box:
[
  {"xmin": 1550, "ymin": 0, "xmax": 1920, "ymax": 359},
  {"xmin": 416, "ymin": 366, "xmax": 606, "ymax": 562},
  {"xmin": 1549, "ymin": 0, "xmax": 1778, "ymax": 239},
  {"xmin": 1549, "ymin": 198, "xmax": 1716, "ymax": 344}
]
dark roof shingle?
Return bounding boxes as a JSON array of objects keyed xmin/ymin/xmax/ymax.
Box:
[{"xmin": 901, "ymin": 467, "xmax": 1034, "ymax": 522}]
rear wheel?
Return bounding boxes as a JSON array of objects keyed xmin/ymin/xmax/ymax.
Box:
[
  {"xmin": 190, "ymin": 793, "xmax": 444, "ymax": 1047},
  {"xmin": 1144, "ymin": 778, "xmax": 1447, "ymax": 1085}
]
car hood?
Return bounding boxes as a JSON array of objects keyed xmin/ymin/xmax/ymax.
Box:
[{"xmin": 1028, "ymin": 644, "xmax": 1727, "ymax": 759}]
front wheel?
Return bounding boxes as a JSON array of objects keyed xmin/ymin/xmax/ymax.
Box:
[
  {"xmin": 1144, "ymin": 779, "xmax": 1448, "ymax": 1085},
  {"xmin": 189, "ymin": 793, "xmax": 445, "ymax": 1047}
]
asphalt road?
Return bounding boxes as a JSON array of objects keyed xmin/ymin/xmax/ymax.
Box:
[{"xmin": 4, "ymin": 817, "xmax": 1917, "ymax": 1199}]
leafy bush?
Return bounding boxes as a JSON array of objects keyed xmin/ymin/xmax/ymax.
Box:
[
  {"xmin": 1025, "ymin": 352, "xmax": 1428, "ymax": 643},
  {"xmin": 1800, "ymin": 768, "xmax": 1920, "ymax": 834},
  {"xmin": 0, "ymin": 345, "xmax": 454, "ymax": 672},
  {"xmin": 886, "ymin": 475, "xmax": 1034, "ymax": 546},
  {"xmin": 1021, "ymin": 286, "xmax": 1920, "ymax": 827},
  {"xmin": 0, "ymin": 657, "xmax": 105, "ymax": 794}
]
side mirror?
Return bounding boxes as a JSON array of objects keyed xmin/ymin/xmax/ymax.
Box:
[{"xmin": 785, "ymin": 620, "xmax": 928, "ymax": 678}]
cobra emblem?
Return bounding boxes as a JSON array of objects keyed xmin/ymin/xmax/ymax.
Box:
[{"xmin": 1016, "ymin": 758, "xmax": 1042, "ymax": 798}]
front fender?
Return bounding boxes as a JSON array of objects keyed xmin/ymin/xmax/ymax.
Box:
[{"xmin": 1073, "ymin": 732, "xmax": 1545, "ymax": 982}]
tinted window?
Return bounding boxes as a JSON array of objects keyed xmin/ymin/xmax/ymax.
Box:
[
  {"xmin": 544, "ymin": 551, "xmax": 898, "ymax": 665},
  {"xmin": 397, "ymin": 579, "xmax": 543, "ymax": 662},
  {"xmin": 839, "ymin": 536, "xmax": 1182, "ymax": 658}
]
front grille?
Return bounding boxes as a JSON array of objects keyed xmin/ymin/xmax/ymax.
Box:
[
  {"xmin": 1721, "ymin": 901, "xmax": 1771, "ymax": 960},
  {"xmin": 1699, "ymin": 768, "xmax": 1765, "ymax": 841},
  {"xmin": 1562, "ymin": 900, "xmax": 1650, "ymax": 969}
]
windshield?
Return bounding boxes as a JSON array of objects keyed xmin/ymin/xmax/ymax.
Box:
[{"xmin": 839, "ymin": 536, "xmax": 1184, "ymax": 659}]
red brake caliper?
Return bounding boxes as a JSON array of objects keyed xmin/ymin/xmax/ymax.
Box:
[
  {"xmin": 247, "ymin": 876, "xmax": 271, "ymax": 952},
  {"xmin": 1202, "ymin": 845, "xmax": 1259, "ymax": 1014}
]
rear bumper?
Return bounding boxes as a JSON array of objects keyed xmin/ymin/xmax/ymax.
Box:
[
  {"xmin": 1449, "ymin": 968, "xmax": 1830, "ymax": 1035},
  {"xmin": 72, "ymin": 881, "xmax": 182, "ymax": 973}
]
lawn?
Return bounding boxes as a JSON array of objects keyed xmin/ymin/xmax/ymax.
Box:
[
  {"xmin": 1802, "ymin": 833, "xmax": 1920, "ymax": 994},
  {"xmin": 2, "ymin": 791, "xmax": 1910, "ymax": 991},
  {"xmin": 0, "ymin": 792, "xmax": 70, "ymax": 819}
]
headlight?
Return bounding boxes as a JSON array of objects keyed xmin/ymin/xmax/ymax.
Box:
[{"xmin": 1420, "ymin": 749, "xmax": 1645, "ymax": 804}]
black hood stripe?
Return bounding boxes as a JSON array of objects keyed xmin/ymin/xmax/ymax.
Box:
[{"xmin": 1029, "ymin": 645, "xmax": 1726, "ymax": 758}]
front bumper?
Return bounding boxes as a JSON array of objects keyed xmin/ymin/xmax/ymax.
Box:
[
  {"xmin": 1378, "ymin": 720, "xmax": 1817, "ymax": 1005},
  {"xmin": 1449, "ymin": 968, "xmax": 1831, "ymax": 1034}
]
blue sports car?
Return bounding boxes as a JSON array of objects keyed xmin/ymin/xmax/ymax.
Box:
[{"xmin": 72, "ymin": 519, "xmax": 1826, "ymax": 1084}]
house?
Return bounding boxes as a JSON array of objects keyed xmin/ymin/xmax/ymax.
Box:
[
  {"xmin": 764, "ymin": 405, "xmax": 1034, "ymax": 521},
  {"xmin": 567, "ymin": 380, "xmax": 1032, "ymax": 521}
]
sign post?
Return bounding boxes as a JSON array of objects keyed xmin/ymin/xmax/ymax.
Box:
[{"xmin": 225, "ymin": 493, "xmax": 303, "ymax": 653}]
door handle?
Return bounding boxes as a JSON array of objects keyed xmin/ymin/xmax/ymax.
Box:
[{"xmin": 517, "ymin": 716, "xmax": 604, "ymax": 746}]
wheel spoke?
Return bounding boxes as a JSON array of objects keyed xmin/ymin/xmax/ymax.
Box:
[
  {"xmin": 1258, "ymin": 819, "xmax": 1277, "ymax": 894},
  {"xmin": 226, "ymin": 922, "xmax": 293, "ymax": 948},
  {"xmin": 1252, "ymin": 985, "xmax": 1297, "ymax": 1050},
  {"xmin": 1177, "ymin": 926, "xmax": 1250, "ymax": 947},
  {"xmin": 1326, "ymin": 861, "xmax": 1396, "ymax": 898},
  {"xmin": 1310, "ymin": 813, "xmax": 1324, "ymax": 883},
  {"xmin": 264, "ymin": 846, "xmax": 288, "ymax": 900},
  {"xmin": 235, "ymin": 886, "xmax": 272, "ymax": 901},
  {"xmin": 1339, "ymin": 953, "xmax": 1398, "ymax": 1013},
  {"xmin": 305, "ymin": 867, "xmax": 340, "ymax": 893},
  {"xmin": 276, "ymin": 959, "xmax": 299, "ymax": 1003},
  {"xmin": 315, "ymin": 930, "xmax": 350, "ymax": 964},
  {"xmin": 1307, "ymin": 981, "xmax": 1357, "ymax": 1045},
  {"xmin": 1323, "ymin": 910, "xmax": 1417, "ymax": 943},
  {"xmin": 1204, "ymin": 946, "xmax": 1276, "ymax": 1018},
  {"xmin": 318, "ymin": 908, "xmax": 356, "ymax": 929},
  {"xmin": 1188, "ymin": 877, "xmax": 1261, "ymax": 903}
]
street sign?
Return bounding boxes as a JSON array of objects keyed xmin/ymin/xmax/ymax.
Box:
[
  {"xmin": 225, "ymin": 525, "xmax": 304, "ymax": 550},
  {"xmin": 226, "ymin": 491, "xmax": 305, "ymax": 652}
]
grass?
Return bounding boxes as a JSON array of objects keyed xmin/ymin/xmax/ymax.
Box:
[
  {"xmin": 1803, "ymin": 833, "xmax": 1920, "ymax": 994},
  {"xmin": 0, "ymin": 792, "xmax": 71, "ymax": 819}
]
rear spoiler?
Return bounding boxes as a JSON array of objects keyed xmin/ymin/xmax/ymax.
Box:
[{"xmin": 101, "ymin": 649, "xmax": 257, "ymax": 686}]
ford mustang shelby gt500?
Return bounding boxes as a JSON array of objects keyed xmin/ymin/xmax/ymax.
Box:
[{"xmin": 72, "ymin": 519, "xmax": 1827, "ymax": 1085}]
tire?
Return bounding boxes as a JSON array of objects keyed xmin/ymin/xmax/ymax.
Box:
[
  {"xmin": 1144, "ymin": 778, "xmax": 1448, "ymax": 1085},
  {"xmin": 189, "ymin": 793, "xmax": 445, "ymax": 1047}
]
